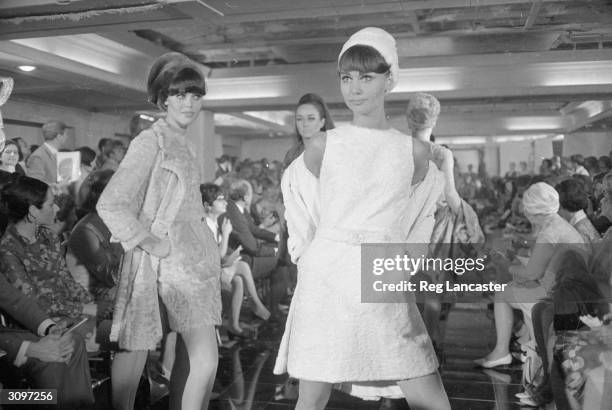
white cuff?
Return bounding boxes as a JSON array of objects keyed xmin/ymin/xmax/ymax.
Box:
[
  {"xmin": 14, "ymin": 341, "xmax": 30, "ymax": 367},
  {"xmin": 37, "ymin": 319, "xmax": 55, "ymax": 337}
]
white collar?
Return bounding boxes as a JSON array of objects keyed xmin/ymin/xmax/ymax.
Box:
[
  {"xmin": 569, "ymin": 209, "xmax": 587, "ymax": 226},
  {"xmin": 236, "ymin": 202, "xmax": 245, "ymax": 214}
]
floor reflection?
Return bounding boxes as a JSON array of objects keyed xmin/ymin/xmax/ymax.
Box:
[{"xmin": 146, "ymin": 304, "xmax": 538, "ymax": 409}]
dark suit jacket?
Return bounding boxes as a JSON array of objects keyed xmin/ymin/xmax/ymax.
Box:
[
  {"xmin": 0, "ymin": 274, "xmax": 49, "ymax": 364},
  {"xmin": 26, "ymin": 144, "xmax": 57, "ymax": 185},
  {"xmin": 225, "ymin": 200, "xmax": 276, "ymax": 257}
]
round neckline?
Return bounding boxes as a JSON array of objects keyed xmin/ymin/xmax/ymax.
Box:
[{"xmin": 345, "ymin": 123, "xmax": 395, "ymax": 132}]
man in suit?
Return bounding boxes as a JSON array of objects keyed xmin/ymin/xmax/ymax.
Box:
[
  {"xmin": 0, "ymin": 273, "xmax": 93, "ymax": 408},
  {"xmin": 26, "ymin": 120, "xmax": 70, "ymax": 185},
  {"xmin": 225, "ymin": 179, "xmax": 278, "ymax": 266}
]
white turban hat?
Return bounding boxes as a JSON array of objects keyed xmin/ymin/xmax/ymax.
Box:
[
  {"xmin": 338, "ymin": 27, "xmax": 399, "ymax": 91},
  {"xmin": 522, "ymin": 182, "xmax": 559, "ymax": 215}
]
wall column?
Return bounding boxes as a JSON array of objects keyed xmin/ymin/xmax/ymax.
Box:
[{"xmin": 186, "ymin": 109, "xmax": 221, "ymax": 183}]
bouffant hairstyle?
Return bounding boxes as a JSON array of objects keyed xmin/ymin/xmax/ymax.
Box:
[
  {"xmin": 200, "ymin": 183, "xmax": 223, "ymax": 207},
  {"xmin": 556, "ymin": 178, "xmax": 588, "ymax": 212},
  {"xmin": 295, "ymin": 93, "xmax": 335, "ymax": 140},
  {"xmin": 147, "ymin": 52, "xmax": 206, "ymax": 110},
  {"xmin": 76, "ymin": 146, "xmax": 96, "ymax": 167},
  {"xmin": 0, "ymin": 175, "xmax": 48, "ymax": 223},
  {"xmin": 338, "ymin": 45, "xmax": 390, "ymax": 75}
]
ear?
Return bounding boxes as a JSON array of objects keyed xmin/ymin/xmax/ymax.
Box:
[{"xmin": 28, "ymin": 204, "xmax": 39, "ymax": 221}]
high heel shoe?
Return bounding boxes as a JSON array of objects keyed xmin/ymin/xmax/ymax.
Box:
[{"xmin": 473, "ymin": 354, "xmax": 512, "ymax": 368}]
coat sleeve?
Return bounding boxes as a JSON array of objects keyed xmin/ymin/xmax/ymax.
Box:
[
  {"xmin": 281, "ymin": 165, "xmax": 317, "ymax": 263},
  {"xmin": 96, "ymin": 131, "xmax": 159, "ymax": 251},
  {"xmin": 226, "ymin": 201, "xmax": 259, "ymax": 256},
  {"xmin": 0, "ymin": 330, "xmax": 37, "ymax": 365},
  {"xmin": 0, "ymin": 273, "xmax": 48, "ymax": 333}
]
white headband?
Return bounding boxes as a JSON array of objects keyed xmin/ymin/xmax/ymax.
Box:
[{"xmin": 338, "ymin": 27, "xmax": 399, "ymax": 90}]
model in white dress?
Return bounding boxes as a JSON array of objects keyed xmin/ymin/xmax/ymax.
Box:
[{"xmin": 275, "ymin": 123, "xmax": 445, "ymax": 396}]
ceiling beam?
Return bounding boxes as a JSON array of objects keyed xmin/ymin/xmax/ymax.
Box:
[
  {"xmin": 0, "ymin": 4, "xmax": 193, "ymax": 41},
  {"xmin": 563, "ymin": 100, "xmax": 612, "ymax": 132},
  {"xmin": 524, "ymin": 0, "xmax": 544, "ymax": 30}
]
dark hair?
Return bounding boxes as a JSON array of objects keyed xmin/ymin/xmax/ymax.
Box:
[
  {"xmin": 338, "ymin": 45, "xmax": 390, "ymax": 75},
  {"xmin": 1, "ymin": 175, "xmax": 49, "ymax": 223},
  {"xmin": 2, "ymin": 140, "xmax": 23, "ymax": 162},
  {"xmin": 80, "ymin": 170, "xmax": 115, "ymax": 215},
  {"xmin": 54, "ymin": 193, "xmax": 75, "ymax": 223},
  {"xmin": 430, "ymin": 134, "xmax": 436, "ymax": 143},
  {"xmin": 147, "ymin": 52, "xmax": 206, "ymax": 110},
  {"xmin": 295, "ymin": 93, "xmax": 335, "ymax": 140},
  {"xmin": 570, "ymin": 154, "xmax": 584, "ymax": 166},
  {"xmin": 76, "ymin": 146, "xmax": 96, "ymax": 167},
  {"xmin": 598, "ymin": 156, "xmax": 612, "ymax": 170},
  {"xmin": 200, "ymin": 183, "xmax": 222, "ymax": 207},
  {"xmin": 97, "ymin": 138, "xmax": 112, "ymax": 153},
  {"xmin": 556, "ymin": 179, "xmax": 588, "ymax": 212}
]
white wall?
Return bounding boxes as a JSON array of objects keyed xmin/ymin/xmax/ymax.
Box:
[
  {"xmin": 239, "ymin": 137, "xmax": 293, "ymax": 162},
  {"xmin": 563, "ymin": 131, "xmax": 612, "ymax": 157},
  {"xmin": 2, "ymin": 98, "xmax": 132, "ymax": 149}
]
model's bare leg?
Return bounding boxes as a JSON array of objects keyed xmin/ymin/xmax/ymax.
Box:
[
  {"xmin": 235, "ymin": 261, "xmax": 270, "ymax": 320},
  {"xmin": 230, "ymin": 275, "xmax": 245, "ymax": 333},
  {"xmin": 397, "ymin": 372, "xmax": 450, "ymax": 410},
  {"xmin": 296, "ymin": 380, "xmax": 332, "ymax": 410}
]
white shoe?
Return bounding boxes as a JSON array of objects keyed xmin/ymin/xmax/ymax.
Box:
[
  {"xmin": 515, "ymin": 391, "xmax": 531, "ymax": 399},
  {"xmin": 519, "ymin": 395, "xmax": 538, "ymax": 407},
  {"xmin": 473, "ymin": 354, "xmax": 512, "ymax": 368}
]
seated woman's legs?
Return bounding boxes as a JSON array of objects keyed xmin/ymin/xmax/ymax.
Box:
[
  {"xmin": 169, "ymin": 326, "xmax": 218, "ymax": 410},
  {"xmin": 234, "ymin": 261, "xmax": 270, "ymax": 320},
  {"xmin": 111, "ymin": 350, "xmax": 148, "ymax": 410},
  {"xmin": 230, "ymin": 275, "xmax": 245, "ymax": 333},
  {"xmin": 484, "ymin": 297, "xmax": 514, "ymax": 361},
  {"xmin": 397, "ymin": 371, "xmax": 450, "ymax": 410},
  {"xmin": 296, "ymin": 380, "xmax": 332, "ymax": 410}
]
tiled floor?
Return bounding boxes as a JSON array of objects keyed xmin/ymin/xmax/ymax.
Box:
[{"xmin": 144, "ymin": 304, "xmax": 532, "ymax": 410}]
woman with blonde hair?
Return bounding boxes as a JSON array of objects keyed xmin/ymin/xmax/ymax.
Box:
[{"xmin": 275, "ymin": 27, "xmax": 450, "ymax": 410}]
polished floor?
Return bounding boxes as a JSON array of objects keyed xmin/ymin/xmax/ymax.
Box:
[{"xmin": 142, "ymin": 304, "xmax": 534, "ymax": 410}]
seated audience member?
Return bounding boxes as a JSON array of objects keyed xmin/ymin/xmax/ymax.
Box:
[
  {"xmin": 201, "ymin": 183, "xmax": 271, "ymax": 335},
  {"xmin": 556, "ymin": 178, "xmax": 600, "ymax": 244},
  {"xmin": 570, "ymin": 154, "xmax": 589, "ymax": 176},
  {"xmin": 0, "ymin": 175, "xmax": 97, "ymax": 320},
  {"xmin": 68, "ymin": 169, "xmax": 120, "ymax": 315},
  {"xmin": 475, "ymin": 182, "xmax": 587, "ymax": 368},
  {"xmin": 99, "ymin": 140, "xmax": 126, "ymax": 172},
  {"xmin": 12, "ymin": 137, "xmax": 31, "ymax": 171},
  {"xmin": 225, "ymin": 179, "xmax": 278, "ymax": 265},
  {"xmin": 0, "ymin": 140, "xmax": 26, "ymax": 175},
  {"xmin": 252, "ymin": 177, "xmax": 283, "ymax": 235},
  {"xmin": 94, "ymin": 138, "xmax": 112, "ymax": 170},
  {"xmin": 0, "ymin": 273, "xmax": 93, "ymax": 408},
  {"xmin": 593, "ymin": 172, "xmax": 612, "ymax": 234},
  {"xmin": 72, "ymin": 146, "xmax": 96, "ymax": 206},
  {"xmin": 27, "ymin": 121, "xmax": 70, "ymax": 185}
]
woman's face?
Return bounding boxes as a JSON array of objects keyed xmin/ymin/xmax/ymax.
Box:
[
  {"xmin": 32, "ymin": 188, "xmax": 59, "ymax": 227},
  {"xmin": 340, "ymin": 71, "xmax": 388, "ymax": 116},
  {"xmin": 210, "ymin": 194, "xmax": 227, "ymax": 215},
  {"xmin": 295, "ymin": 104, "xmax": 325, "ymax": 140},
  {"xmin": 165, "ymin": 92, "xmax": 203, "ymax": 129},
  {"xmin": 1, "ymin": 143, "xmax": 19, "ymax": 167}
]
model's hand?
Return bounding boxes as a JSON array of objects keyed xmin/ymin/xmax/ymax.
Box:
[
  {"xmin": 221, "ymin": 218, "xmax": 233, "ymax": 237},
  {"xmin": 140, "ymin": 234, "xmax": 171, "ymax": 258},
  {"xmin": 26, "ymin": 333, "xmax": 74, "ymax": 363}
]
